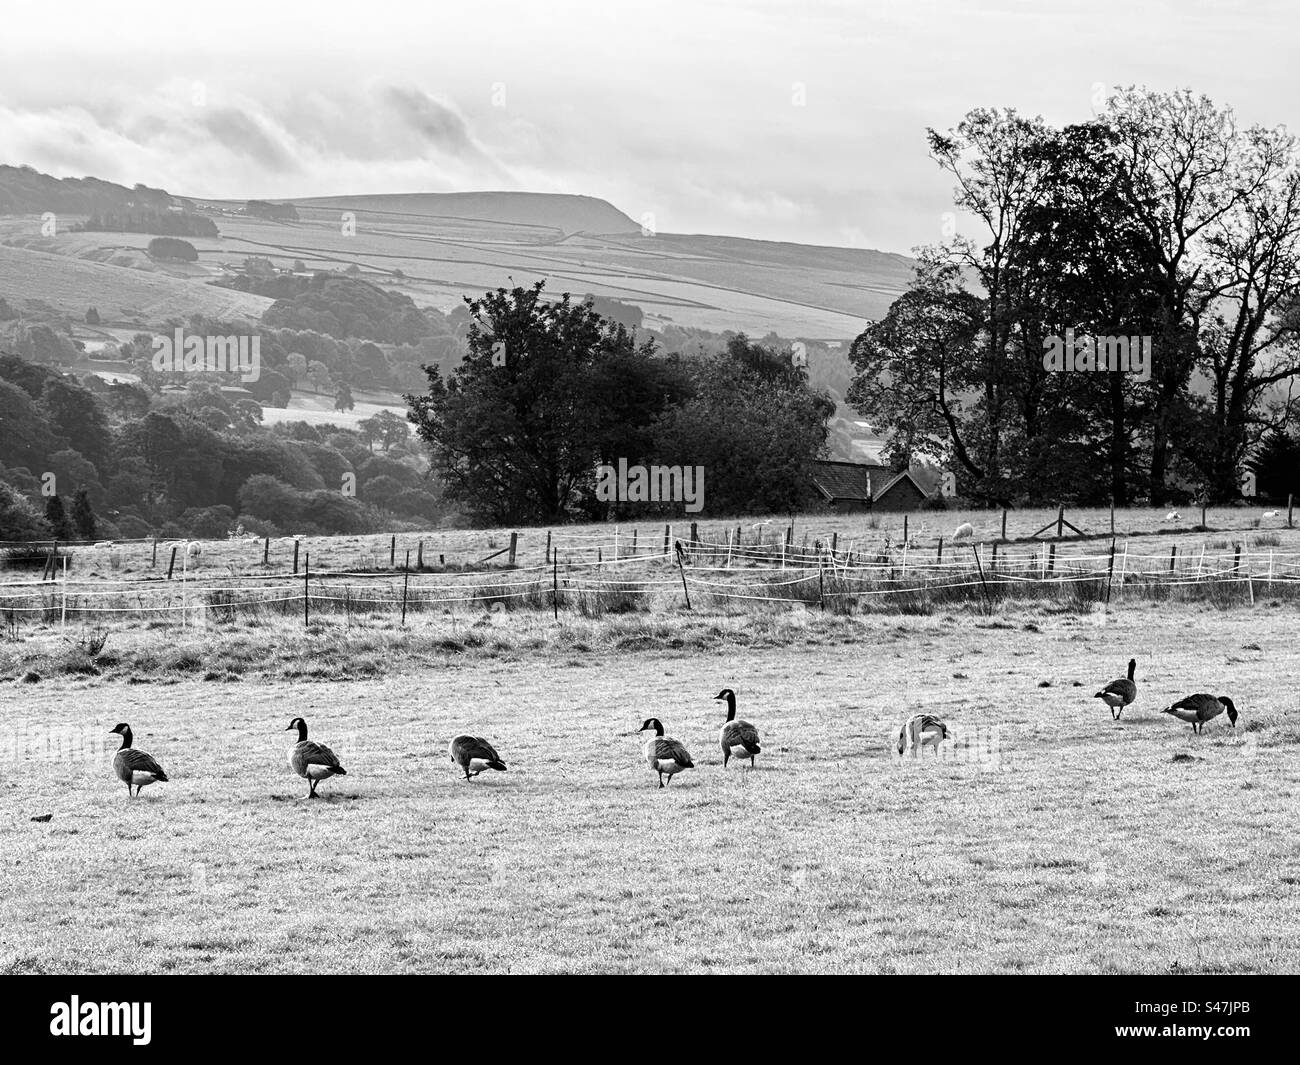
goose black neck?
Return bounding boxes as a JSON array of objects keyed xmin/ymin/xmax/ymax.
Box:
[
  {"xmin": 294, "ymin": 720, "xmax": 308, "ymax": 742},
  {"xmin": 1128, "ymin": 659, "xmax": 1136, "ymax": 680},
  {"xmin": 650, "ymin": 720, "xmax": 664, "ymax": 736},
  {"xmin": 724, "ymin": 692, "xmax": 737, "ymax": 721},
  {"xmin": 118, "ymin": 728, "xmax": 133, "ymax": 751}
]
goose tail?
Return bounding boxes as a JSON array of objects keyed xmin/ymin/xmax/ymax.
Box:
[
  {"xmin": 155, "ymin": 770, "xmax": 169, "ymax": 782},
  {"xmin": 334, "ymin": 766, "xmax": 348, "ymax": 775},
  {"xmin": 489, "ymin": 758, "xmax": 507, "ymax": 772}
]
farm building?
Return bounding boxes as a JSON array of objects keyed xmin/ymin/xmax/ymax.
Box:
[
  {"xmin": 870, "ymin": 469, "xmax": 931, "ymax": 511},
  {"xmin": 809, "ymin": 460, "xmax": 931, "ymax": 512},
  {"xmin": 810, "ymin": 459, "xmax": 885, "ymax": 511}
]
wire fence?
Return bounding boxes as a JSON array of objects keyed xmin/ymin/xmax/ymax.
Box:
[{"xmin": 3, "ymin": 530, "xmax": 1299, "ymax": 627}]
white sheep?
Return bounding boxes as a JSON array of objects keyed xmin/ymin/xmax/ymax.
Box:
[
  {"xmin": 1163, "ymin": 510, "xmax": 1181, "ymax": 522},
  {"xmin": 952, "ymin": 522, "xmax": 975, "ymax": 540}
]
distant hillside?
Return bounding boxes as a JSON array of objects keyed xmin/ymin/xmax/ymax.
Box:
[
  {"xmin": 0, "ymin": 164, "xmax": 175, "ymax": 215},
  {"xmin": 294, "ymin": 191, "xmax": 641, "ymax": 234}
]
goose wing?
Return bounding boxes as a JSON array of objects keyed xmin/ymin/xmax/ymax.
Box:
[
  {"xmin": 117, "ymin": 747, "xmax": 166, "ymax": 777},
  {"xmin": 451, "ymin": 735, "xmax": 503, "ymax": 765},
  {"xmin": 294, "ymin": 739, "xmax": 341, "ymax": 768},
  {"xmin": 723, "ymin": 719, "xmax": 761, "ymax": 752},
  {"xmin": 1164, "ymin": 694, "xmax": 1217, "ymax": 720},
  {"xmin": 652, "ymin": 736, "xmax": 693, "ymax": 768},
  {"xmin": 1099, "ymin": 678, "xmax": 1136, "ymax": 699}
]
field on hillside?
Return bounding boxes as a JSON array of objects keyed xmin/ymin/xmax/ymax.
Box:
[
  {"xmin": 0, "ymin": 229, "xmax": 273, "ymax": 323},
  {"xmin": 1, "ymin": 600, "xmax": 1296, "ymax": 974},
  {"xmin": 0, "ymin": 201, "xmax": 909, "ymax": 337}
]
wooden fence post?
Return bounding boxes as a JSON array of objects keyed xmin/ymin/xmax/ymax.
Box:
[
  {"xmin": 937, "ymin": 537, "xmax": 943, "ymax": 564},
  {"xmin": 972, "ymin": 544, "xmax": 992, "ymax": 612},
  {"xmin": 903, "ymin": 514, "xmax": 909, "ymax": 543},
  {"xmin": 401, "ymin": 552, "xmax": 410, "ymax": 625},
  {"xmin": 663, "ymin": 524, "xmax": 671, "ymax": 558},
  {"xmin": 1048, "ymin": 542, "xmax": 1056, "ymax": 574},
  {"xmin": 508, "ymin": 532, "xmax": 518, "ymax": 567},
  {"xmin": 1056, "ymin": 506, "xmax": 1064, "ymax": 538},
  {"xmin": 263, "ymin": 536, "xmax": 270, "ymax": 565},
  {"xmin": 390, "ymin": 536, "xmax": 396, "ymax": 567},
  {"xmin": 1001, "ymin": 509, "xmax": 1007, "ymax": 541},
  {"xmin": 151, "ymin": 537, "xmax": 158, "ymax": 568},
  {"xmin": 166, "ymin": 545, "xmax": 177, "ymax": 580},
  {"xmin": 304, "ymin": 552, "xmax": 310, "ymax": 627},
  {"xmin": 546, "ymin": 530, "xmax": 552, "ymax": 565},
  {"xmin": 1289, "ymin": 493, "xmax": 1295, "ymax": 528},
  {"xmin": 1169, "ymin": 545, "xmax": 1177, "ymax": 573},
  {"xmin": 417, "ymin": 540, "xmax": 424, "ymax": 568},
  {"xmin": 552, "ymin": 555, "xmax": 559, "ymax": 620},
  {"xmin": 674, "ymin": 541, "xmax": 691, "ymax": 609},
  {"xmin": 293, "ymin": 539, "xmax": 299, "ymax": 575},
  {"xmin": 1105, "ymin": 538, "xmax": 1116, "ymax": 606}
]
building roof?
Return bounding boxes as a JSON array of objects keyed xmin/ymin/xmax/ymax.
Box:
[
  {"xmin": 810, "ymin": 459, "xmax": 886, "ymax": 503},
  {"xmin": 873, "ymin": 469, "xmax": 930, "ymax": 500}
]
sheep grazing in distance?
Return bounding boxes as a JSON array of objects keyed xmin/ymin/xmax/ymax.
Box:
[
  {"xmin": 1262, "ymin": 509, "xmax": 1280, "ymax": 520},
  {"xmin": 1163, "ymin": 510, "xmax": 1181, "ymax": 522},
  {"xmin": 953, "ymin": 522, "xmax": 975, "ymax": 541}
]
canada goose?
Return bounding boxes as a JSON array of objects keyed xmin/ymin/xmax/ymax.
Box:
[
  {"xmin": 714, "ymin": 688, "xmax": 761, "ymax": 768},
  {"xmin": 285, "ymin": 717, "xmax": 347, "ymax": 798},
  {"xmin": 1162, "ymin": 694, "xmax": 1239, "ymax": 735},
  {"xmin": 449, "ymin": 735, "xmax": 508, "ymax": 781},
  {"xmin": 1094, "ymin": 658, "xmax": 1137, "ymax": 720},
  {"xmin": 637, "ymin": 718, "xmax": 694, "ymax": 788},
  {"xmin": 109, "ymin": 723, "xmax": 168, "ymax": 798},
  {"xmin": 897, "ymin": 714, "xmax": 950, "ymax": 757}
]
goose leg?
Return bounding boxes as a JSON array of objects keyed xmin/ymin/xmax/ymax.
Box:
[
  {"xmin": 657, "ymin": 772, "xmax": 664, "ymax": 788},
  {"xmin": 750, "ymin": 755, "xmax": 756, "ymax": 768}
]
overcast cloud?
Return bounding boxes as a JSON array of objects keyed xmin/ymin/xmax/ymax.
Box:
[{"xmin": 0, "ymin": 0, "xmax": 1296, "ymax": 253}]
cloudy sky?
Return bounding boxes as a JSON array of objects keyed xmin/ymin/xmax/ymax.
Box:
[{"xmin": 0, "ymin": 0, "xmax": 1296, "ymax": 254}]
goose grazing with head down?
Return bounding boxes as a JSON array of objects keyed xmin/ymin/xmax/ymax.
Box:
[
  {"xmin": 285, "ymin": 717, "xmax": 347, "ymax": 798},
  {"xmin": 714, "ymin": 688, "xmax": 761, "ymax": 768},
  {"xmin": 1162, "ymin": 694, "xmax": 1239, "ymax": 735},
  {"xmin": 897, "ymin": 714, "xmax": 950, "ymax": 757},
  {"xmin": 109, "ymin": 723, "xmax": 168, "ymax": 798},
  {"xmin": 449, "ymin": 735, "xmax": 508, "ymax": 781},
  {"xmin": 637, "ymin": 718, "xmax": 694, "ymax": 788},
  {"xmin": 1094, "ymin": 658, "xmax": 1137, "ymax": 720}
]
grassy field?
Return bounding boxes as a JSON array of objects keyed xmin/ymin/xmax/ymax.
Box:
[{"xmin": 0, "ymin": 596, "xmax": 1297, "ymax": 974}]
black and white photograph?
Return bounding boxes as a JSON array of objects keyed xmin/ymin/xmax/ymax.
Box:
[{"xmin": 0, "ymin": 0, "xmax": 1295, "ymax": 1031}]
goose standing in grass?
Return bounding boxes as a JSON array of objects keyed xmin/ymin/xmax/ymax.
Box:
[
  {"xmin": 285, "ymin": 717, "xmax": 347, "ymax": 798},
  {"xmin": 714, "ymin": 688, "xmax": 761, "ymax": 768},
  {"xmin": 1162, "ymin": 694, "xmax": 1239, "ymax": 735},
  {"xmin": 637, "ymin": 718, "xmax": 694, "ymax": 788},
  {"xmin": 109, "ymin": 723, "xmax": 168, "ymax": 798},
  {"xmin": 896, "ymin": 714, "xmax": 950, "ymax": 757},
  {"xmin": 1094, "ymin": 658, "xmax": 1137, "ymax": 720},
  {"xmin": 449, "ymin": 735, "xmax": 508, "ymax": 781}
]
